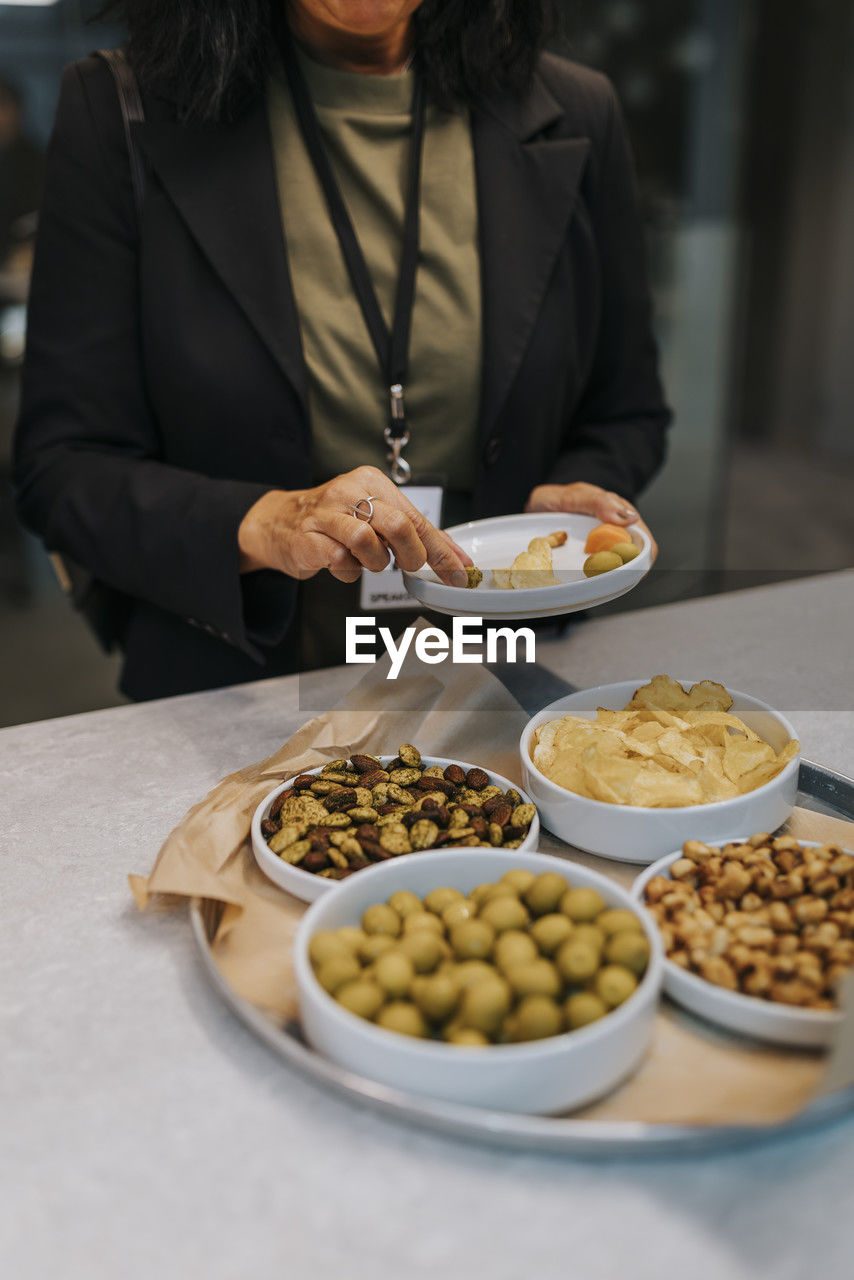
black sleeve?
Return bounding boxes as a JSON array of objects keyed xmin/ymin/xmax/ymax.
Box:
[
  {"xmin": 12, "ymin": 61, "xmax": 293, "ymax": 660},
  {"xmin": 547, "ymin": 81, "xmax": 671, "ymax": 500}
]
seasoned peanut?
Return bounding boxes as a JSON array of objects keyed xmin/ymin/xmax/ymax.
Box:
[{"xmin": 643, "ymin": 834, "xmax": 854, "ymax": 1011}]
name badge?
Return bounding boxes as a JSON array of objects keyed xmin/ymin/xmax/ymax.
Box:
[{"xmin": 359, "ymin": 485, "xmax": 444, "ymax": 611}]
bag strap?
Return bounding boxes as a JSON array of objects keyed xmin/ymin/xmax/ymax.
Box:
[{"xmin": 96, "ymin": 48, "xmax": 146, "ymax": 221}]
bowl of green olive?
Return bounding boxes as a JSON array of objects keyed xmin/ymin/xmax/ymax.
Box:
[{"xmin": 294, "ymin": 848, "xmax": 663, "ymax": 1114}]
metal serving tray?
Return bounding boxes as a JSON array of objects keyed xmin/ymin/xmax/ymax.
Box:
[{"xmin": 189, "ymin": 756, "xmax": 854, "ymax": 1156}]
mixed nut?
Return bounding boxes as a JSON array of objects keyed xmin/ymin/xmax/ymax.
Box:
[
  {"xmin": 643, "ymin": 834, "xmax": 854, "ymax": 1009},
  {"xmin": 309, "ymin": 869, "xmax": 651, "ymax": 1044},
  {"xmin": 262, "ymin": 745, "xmax": 537, "ymax": 880}
]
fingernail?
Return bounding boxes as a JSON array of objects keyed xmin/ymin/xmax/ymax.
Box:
[{"xmin": 451, "ymin": 569, "xmax": 468, "ymax": 588}]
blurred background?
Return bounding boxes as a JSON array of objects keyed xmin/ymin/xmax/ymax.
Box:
[{"xmin": 0, "ymin": 0, "xmax": 852, "ymax": 726}]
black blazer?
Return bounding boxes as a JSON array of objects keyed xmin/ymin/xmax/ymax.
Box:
[{"xmin": 14, "ymin": 51, "xmax": 670, "ymax": 700}]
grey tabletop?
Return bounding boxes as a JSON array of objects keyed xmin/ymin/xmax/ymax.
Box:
[{"xmin": 2, "ymin": 570, "xmax": 853, "ymax": 1280}]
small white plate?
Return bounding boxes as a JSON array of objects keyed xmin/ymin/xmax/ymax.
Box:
[
  {"xmin": 632, "ymin": 843, "xmax": 843, "ymax": 1047},
  {"xmin": 402, "ymin": 513, "xmax": 651, "ymax": 619},
  {"xmin": 252, "ymin": 756, "xmax": 540, "ymax": 904}
]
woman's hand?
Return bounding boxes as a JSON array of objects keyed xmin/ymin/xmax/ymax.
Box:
[
  {"xmin": 238, "ymin": 466, "xmax": 472, "ymax": 585},
  {"xmin": 525, "ymin": 482, "xmax": 658, "ymax": 560}
]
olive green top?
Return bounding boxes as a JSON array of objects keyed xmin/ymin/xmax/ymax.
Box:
[{"xmin": 267, "ymin": 48, "xmax": 482, "ymax": 489}]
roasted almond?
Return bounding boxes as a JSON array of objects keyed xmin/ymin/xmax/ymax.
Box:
[
  {"xmin": 324, "ymin": 788, "xmax": 358, "ymax": 812},
  {"xmin": 269, "ymin": 788, "xmax": 294, "ymax": 818},
  {"xmin": 466, "ymin": 767, "xmax": 490, "ymax": 790},
  {"xmin": 359, "ymin": 769, "xmax": 389, "ymax": 789},
  {"xmin": 291, "ymin": 775, "xmax": 316, "ymax": 791},
  {"xmin": 351, "ymin": 753, "xmax": 382, "ymax": 773}
]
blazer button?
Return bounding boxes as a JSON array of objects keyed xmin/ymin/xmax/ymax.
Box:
[{"xmin": 485, "ymin": 436, "xmax": 502, "ymax": 465}]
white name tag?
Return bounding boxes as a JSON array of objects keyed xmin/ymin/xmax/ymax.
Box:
[{"xmin": 359, "ymin": 485, "xmax": 444, "ymax": 611}]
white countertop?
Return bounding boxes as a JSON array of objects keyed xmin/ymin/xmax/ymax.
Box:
[{"xmin": 2, "ymin": 571, "xmax": 853, "ymax": 1280}]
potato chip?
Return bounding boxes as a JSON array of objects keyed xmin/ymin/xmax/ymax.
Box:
[
  {"xmin": 531, "ymin": 677, "xmax": 798, "ymax": 808},
  {"xmin": 493, "ymin": 532, "xmax": 564, "ymax": 590}
]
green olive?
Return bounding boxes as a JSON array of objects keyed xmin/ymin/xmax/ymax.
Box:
[
  {"xmin": 361, "ymin": 903, "xmax": 401, "ymax": 937},
  {"xmin": 446, "ymin": 1027, "xmax": 490, "ymax": 1047},
  {"xmin": 555, "ymin": 938, "xmax": 600, "ymax": 984},
  {"xmin": 530, "ymin": 913, "xmax": 574, "ymax": 956},
  {"xmin": 595, "ymin": 964, "xmax": 639, "ymax": 1007},
  {"xmin": 424, "ymin": 886, "xmax": 464, "ymax": 915},
  {"xmin": 358, "ymin": 934, "xmax": 397, "ymax": 964},
  {"xmin": 564, "ymin": 991, "xmax": 608, "ymax": 1030},
  {"xmin": 315, "ymin": 952, "xmax": 361, "ymax": 995},
  {"xmin": 308, "ymin": 931, "xmax": 352, "ymax": 966},
  {"xmin": 335, "ymin": 979, "xmax": 385, "ymax": 1020},
  {"xmin": 506, "ymin": 958, "xmax": 562, "ymax": 999},
  {"xmin": 441, "ymin": 899, "xmax": 476, "ymax": 930},
  {"xmin": 387, "ymin": 890, "xmax": 423, "ymax": 919},
  {"xmin": 450, "ymin": 919, "xmax": 495, "ymax": 961},
  {"xmin": 523, "ymin": 872, "xmax": 568, "ymax": 917},
  {"xmin": 481, "ymin": 881, "xmax": 519, "ymax": 903},
  {"xmin": 334, "ymin": 927, "xmax": 367, "ymax": 952},
  {"xmin": 571, "ymin": 923, "xmax": 606, "ymax": 954},
  {"xmin": 412, "ymin": 972, "xmax": 460, "ymax": 1023},
  {"xmin": 454, "ymin": 959, "xmax": 496, "ymax": 990},
  {"xmin": 560, "ymin": 887, "xmax": 606, "ymax": 923},
  {"xmin": 402, "ymin": 911, "xmax": 445, "ymax": 936},
  {"xmin": 609, "ymin": 541, "xmax": 640, "ymax": 564},
  {"xmin": 478, "ymin": 895, "xmax": 530, "ymax": 933},
  {"xmin": 512, "ymin": 995, "xmax": 563, "ymax": 1042},
  {"xmin": 604, "ymin": 931, "xmax": 650, "ymax": 975},
  {"xmin": 373, "ymin": 950, "xmax": 415, "ymax": 998},
  {"xmin": 501, "ymin": 868, "xmax": 536, "ymax": 893},
  {"xmin": 376, "ymin": 1001, "xmax": 429, "ymax": 1038},
  {"xmin": 460, "ymin": 975, "xmax": 512, "ymax": 1035},
  {"xmin": 597, "ymin": 909, "xmax": 643, "ymax": 937},
  {"xmin": 494, "ymin": 930, "xmax": 539, "ymax": 973},
  {"xmin": 469, "ymin": 882, "xmax": 496, "ymax": 906},
  {"xmin": 398, "ymin": 930, "xmax": 445, "ymax": 974},
  {"xmin": 583, "ymin": 550, "xmax": 622, "ymax": 577}
]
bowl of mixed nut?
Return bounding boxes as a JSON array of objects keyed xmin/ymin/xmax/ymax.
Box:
[
  {"xmin": 633, "ymin": 835, "xmax": 854, "ymax": 1046},
  {"xmin": 251, "ymin": 744, "xmax": 540, "ymax": 903}
]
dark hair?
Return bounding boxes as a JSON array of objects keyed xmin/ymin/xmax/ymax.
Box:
[{"xmin": 99, "ymin": 1, "xmax": 554, "ymax": 123}]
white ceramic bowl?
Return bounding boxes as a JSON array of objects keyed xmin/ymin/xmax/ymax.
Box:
[
  {"xmin": 633, "ymin": 843, "xmax": 842, "ymax": 1048},
  {"xmin": 252, "ymin": 757, "xmax": 540, "ymax": 904},
  {"xmin": 294, "ymin": 848, "xmax": 663, "ymax": 1114},
  {"xmin": 520, "ymin": 680, "xmax": 800, "ymax": 864}
]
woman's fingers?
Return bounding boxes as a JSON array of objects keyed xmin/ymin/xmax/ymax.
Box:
[
  {"xmin": 300, "ymin": 531, "xmax": 363, "ymax": 581},
  {"xmin": 526, "ymin": 483, "xmax": 638, "ymax": 525},
  {"xmin": 347, "ymin": 467, "xmax": 470, "ymax": 584},
  {"xmin": 368, "ymin": 501, "xmax": 428, "ymax": 571},
  {"xmin": 315, "ymin": 509, "xmax": 391, "ymax": 573}
]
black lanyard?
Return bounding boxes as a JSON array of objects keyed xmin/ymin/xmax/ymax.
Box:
[{"xmin": 282, "ymin": 39, "xmax": 426, "ymax": 485}]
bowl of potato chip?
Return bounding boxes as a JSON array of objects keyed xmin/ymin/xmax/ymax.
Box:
[{"xmin": 520, "ymin": 677, "xmax": 800, "ymax": 864}]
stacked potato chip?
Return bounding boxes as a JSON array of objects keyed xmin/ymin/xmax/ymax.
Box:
[
  {"xmin": 532, "ymin": 676, "xmax": 799, "ymax": 807},
  {"xmin": 492, "ymin": 531, "xmax": 567, "ymax": 590}
]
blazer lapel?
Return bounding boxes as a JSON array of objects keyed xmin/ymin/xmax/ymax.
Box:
[
  {"xmin": 138, "ymin": 99, "xmax": 309, "ymax": 414},
  {"xmin": 473, "ymin": 76, "xmax": 591, "ymax": 441}
]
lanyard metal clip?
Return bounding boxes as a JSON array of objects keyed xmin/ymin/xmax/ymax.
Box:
[{"xmin": 385, "ymin": 384, "xmax": 411, "ymax": 484}]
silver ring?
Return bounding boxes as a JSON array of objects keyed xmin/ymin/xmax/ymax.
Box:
[{"xmin": 352, "ymin": 496, "xmax": 378, "ymax": 523}]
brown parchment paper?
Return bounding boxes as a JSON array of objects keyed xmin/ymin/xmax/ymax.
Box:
[{"xmin": 131, "ymin": 628, "xmax": 854, "ymax": 1126}]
